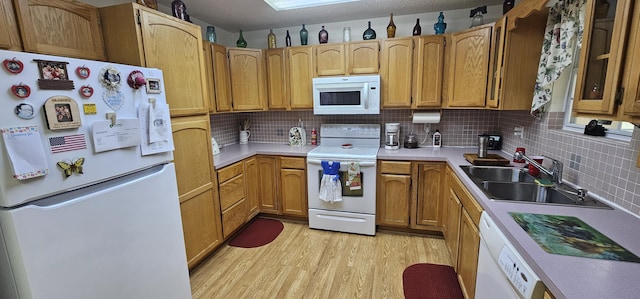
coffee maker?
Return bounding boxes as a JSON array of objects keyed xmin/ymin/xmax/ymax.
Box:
[{"xmin": 385, "ymin": 123, "xmax": 400, "ymax": 150}]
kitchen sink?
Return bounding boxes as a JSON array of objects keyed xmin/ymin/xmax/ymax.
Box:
[
  {"xmin": 460, "ymin": 165, "xmax": 536, "ymax": 183},
  {"xmin": 460, "ymin": 165, "xmax": 612, "ymax": 209},
  {"xmin": 479, "ymin": 181, "xmax": 610, "ymax": 208}
]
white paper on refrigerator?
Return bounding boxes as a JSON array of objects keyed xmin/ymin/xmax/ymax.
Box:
[
  {"xmin": 138, "ymin": 103, "xmax": 174, "ymax": 156},
  {"xmin": 1, "ymin": 126, "xmax": 49, "ymax": 180},
  {"xmin": 92, "ymin": 119, "xmax": 141, "ymax": 152}
]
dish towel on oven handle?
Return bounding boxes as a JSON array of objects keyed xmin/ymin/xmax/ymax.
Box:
[
  {"xmin": 346, "ymin": 161, "xmax": 361, "ymax": 190},
  {"xmin": 319, "ymin": 161, "xmax": 342, "ymax": 203}
]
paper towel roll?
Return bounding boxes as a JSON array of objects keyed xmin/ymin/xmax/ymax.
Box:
[{"xmin": 412, "ymin": 112, "xmax": 441, "ymax": 123}]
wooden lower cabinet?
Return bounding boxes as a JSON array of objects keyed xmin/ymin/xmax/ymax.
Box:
[
  {"xmin": 377, "ymin": 161, "xmax": 412, "ymax": 227},
  {"xmin": 457, "ymin": 209, "xmax": 480, "ymax": 299},
  {"xmin": 412, "ymin": 162, "xmax": 445, "ymax": 230},
  {"xmin": 445, "ymin": 165, "xmax": 483, "ymax": 299},
  {"xmin": 171, "ymin": 115, "xmax": 221, "ymax": 269},
  {"xmin": 244, "ymin": 157, "xmax": 260, "ymax": 219},
  {"xmin": 257, "ymin": 156, "xmax": 280, "ymax": 214},
  {"xmin": 218, "ymin": 161, "xmax": 247, "ymax": 238},
  {"xmin": 280, "ymin": 157, "xmax": 307, "ymax": 217}
]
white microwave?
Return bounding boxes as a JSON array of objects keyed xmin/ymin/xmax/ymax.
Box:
[{"xmin": 312, "ymin": 75, "xmax": 380, "ymax": 115}]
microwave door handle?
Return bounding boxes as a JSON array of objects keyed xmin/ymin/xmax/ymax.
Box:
[{"xmin": 362, "ymin": 83, "xmax": 369, "ymax": 108}]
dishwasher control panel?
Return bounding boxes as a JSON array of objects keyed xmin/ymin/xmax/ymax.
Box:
[{"xmin": 498, "ymin": 245, "xmax": 542, "ymax": 298}]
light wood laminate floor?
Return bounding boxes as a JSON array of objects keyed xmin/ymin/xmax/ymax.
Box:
[{"xmin": 190, "ymin": 219, "xmax": 453, "ymax": 298}]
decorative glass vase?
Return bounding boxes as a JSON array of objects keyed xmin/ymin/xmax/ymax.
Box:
[
  {"xmin": 386, "ymin": 13, "xmax": 396, "ymax": 38},
  {"xmin": 267, "ymin": 29, "xmax": 276, "ymax": 48},
  {"xmin": 413, "ymin": 18, "xmax": 422, "ymax": 36},
  {"xmin": 206, "ymin": 26, "xmax": 216, "ymax": 43},
  {"xmin": 343, "ymin": 27, "xmax": 351, "ymax": 42},
  {"xmin": 236, "ymin": 30, "xmax": 247, "ymax": 48},
  {"xmin": 434, "ymin": 12, "xmax": 446, "ymax": 34},
  {"xmin": 503, "ymin": 0, "xmax": 515, "ymax": 14},
  {"xmin": 319, "ymin": 26, "xmax": 328, "ymax": 44},
  {"xmin": 285, "ymin": 30, "xmax": 292, "ymax": 47},
  {"xmin": 363, "ymin": 21, "xmax": 376, "ymax": 40},
  {"xmin": 300, "ymin": 24, "xmax": 308, "ymax": 45}
]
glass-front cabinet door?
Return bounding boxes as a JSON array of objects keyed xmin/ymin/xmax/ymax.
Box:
[{"xmin": 573, "ymin": 0, "xmax": 631, "ymax": 115}]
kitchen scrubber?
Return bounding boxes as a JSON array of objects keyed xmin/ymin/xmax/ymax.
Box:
[{"xmin": 535, "ymin": 179, "xmax": 555, "ymax": 187}]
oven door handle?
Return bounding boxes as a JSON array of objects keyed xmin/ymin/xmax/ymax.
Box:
[{"xmin": 307, "ymin": 158, "xmax": 376, "ymax": 167}]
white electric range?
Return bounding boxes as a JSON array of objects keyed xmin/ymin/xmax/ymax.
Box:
[{"xmin": 306, "ymin": 124, "xmax": 380, "ymax": 235}]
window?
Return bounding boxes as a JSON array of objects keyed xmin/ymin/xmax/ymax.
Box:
[{"xmin": 562, "ymin": 46, "xmax": 633, "ymax": 140}]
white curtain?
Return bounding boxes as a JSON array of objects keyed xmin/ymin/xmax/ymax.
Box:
[{"xmin": 531, "ymin": 0, "xmax": 587, "ymax": 115}]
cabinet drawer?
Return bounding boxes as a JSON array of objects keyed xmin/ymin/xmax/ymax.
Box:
[
  {"xmin": 280, "ymin": 156, "xmax": 306, "ymax": 169},
  {"xmin": 219, "ymin": 175, "xmax": 245, "ymax": 210},
  {"xmin": 379, "ymin": 161, "xmax": 412, "ymax": 174},
  {"xmin": 218, "ymin": 161, "xmax": 244, "ymax": 183},
  {"xmin": 222, "ymin": 198, "xmax": 246, "ymax": 238}
]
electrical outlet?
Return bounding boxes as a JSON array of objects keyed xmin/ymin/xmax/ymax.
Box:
[{"xmin": 514, "ymin": 126, "xmax": 524, "ymax": 138}]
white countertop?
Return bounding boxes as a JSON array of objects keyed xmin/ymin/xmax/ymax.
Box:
[{"xmin": 214, "ymin": 143, "xmax": 640, "ymax": 299}]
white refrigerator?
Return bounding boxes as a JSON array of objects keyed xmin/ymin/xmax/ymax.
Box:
[{"xmin": 0, "ymin": 50, "xmax": 191, "ymax": 298}]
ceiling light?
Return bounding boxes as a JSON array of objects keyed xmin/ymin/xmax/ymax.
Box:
[{"xmin": 264, "ymin": 0, "xmax": 362, "ymax": 11}]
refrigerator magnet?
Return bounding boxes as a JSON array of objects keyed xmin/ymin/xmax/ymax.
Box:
[
  {"xmin": 146, "ymin": 78, "xmax": 161, "ymax": 94},
  {"xmin": 76, "ymin": 65, "xmax": 90, "ymax": 78},
  {"xmin": 14, "ymin": 103, "xmax": 35, "ymax": 119},
  {"xmin": 43, "ymin": 96, "xmax": 82, "ymax": 130},
  {"xmin": 56, "ymin": 157, "xmax": 84, "ymax": 178},
  {"xmin": 127, "ymin": 70, "xmax": 146, "ymax": 89},
  {"xmin": 11, "ymin": 83, "xmax": 31, "ymax": 99},
  {"xmin": 79, "ymin": 85, "xmax": 94, "ymax": 98},
  {"xmin": 3, "ymin": 58, "xmax": 24, "ymax": 74},
  {"xmin": 34, "ymin": 60, "xmax": 74, "ymax": 90},
  {"xmin": 99, "ymin": 66, "xmax": 121, "ymax": 91},
  {"xmin": 83, "ymin": 103, "xmax": 97, "ymax": 115}
]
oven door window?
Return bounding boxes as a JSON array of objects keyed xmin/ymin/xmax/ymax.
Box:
[
  {"xmin": 316, "ymin": 170, "xmax": 363, "ymax": 197},
  {"xmin": 319, "ymin": 91, "xmax": 361, "ymax": 106}
]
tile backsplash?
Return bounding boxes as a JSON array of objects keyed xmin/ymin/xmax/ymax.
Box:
[
  {"xmin": 210, "ymin": 109, "xmax": 500, "ymax": 147},
  {"xmin": 209, "ymin": 109, "xmax": 640, "ymax": 217}
]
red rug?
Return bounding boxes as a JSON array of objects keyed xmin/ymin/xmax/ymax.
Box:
[
  {"xmin": 403, "ymin": 263, "xmax": 464, "ymax": 299},
  {"xmin": 228, "ymin": 218, "xmax": 284, "ymax": 248}
]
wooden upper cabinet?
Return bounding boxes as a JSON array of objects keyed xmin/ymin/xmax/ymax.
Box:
[
  {"xmin": 12, "ymin": 0, "xmax": 104, "ymax": 60},
  {"xmin": 445, "ymin": 23, "xmax": 493, "ymax": 108},
  {"xmin": 381, "ymin": 37, "xmax": 414, "ymax": 108},
  {"xmin": 265, "ymin": 48, "xmax": 288, "ymax": 109},
  {"xmin": 287, "ymin": 46, "xmax": 314, "ymax": 109},
  {"xmin": 412, "ymin": 35, "xmax": 445, "ymax": 108},
  {"xmin": 315, "ymin": 41, "xmax": 379, "ymax": 76},
  {"xmin": 574, "ymin": 0, "xmax": 632, "ymax": 115},
  {"xmin": 205, "ymin": 42, "xmax": 232, "ymax": 113},
  {"xmin": 316, "ymin": 44, "xmax": 346, "ymax": 76},
  {"xmin": 228, "ymin": 48, "xmax": 267, "ymax": 111},
  {"xmin": 349, "ymin": 41, "xmax": 379, "ymax": 74},
  {"xmin": 487, "ymin": 9, "xmax": 547, "ymax": 110},
  {"xmin": 621, "ymin": 0, "xmax": 640, "ymax": 119},
  {"xmin": 0, "ymin": 0, "xmax": 21, "ymax": 50},
  {"xmin": 100, "ymin": 3, "xmax": 208, "ymax": 117}
]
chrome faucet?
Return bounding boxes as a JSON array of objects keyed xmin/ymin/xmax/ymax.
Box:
[{"xmin": 513, "ymin": 151, "xmax": 563, "ymax": 184}]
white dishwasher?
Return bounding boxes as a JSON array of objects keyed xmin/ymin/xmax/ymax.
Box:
[{"xmin": 475, "ymin": 212, "xmax": 545, "ymax": 299}]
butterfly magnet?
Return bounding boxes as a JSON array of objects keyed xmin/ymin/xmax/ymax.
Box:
[{"xmin": 57, "ymin": 157, "xmax": 84, "ymax": 178}]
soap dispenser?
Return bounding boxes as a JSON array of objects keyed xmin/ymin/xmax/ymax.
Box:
[{"xmin": 432, "ymin": 130, "xmax": 442, "ymax": 148}]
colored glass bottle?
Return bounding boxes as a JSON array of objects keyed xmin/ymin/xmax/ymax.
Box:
[
  {"xmin": 386, "ymin": 13, "xmax": 396, "ymax": 38},
  {"xmin": 503, "ymin": 0, "xmax": 515, "ymax": 14},
  {"xmin": 412, "ymin": 18, "xmax": 422, "ymax": 36},
  {"xmin": 236, "ymin": 30, "xmax": 247, "ymax": 48},
  {"xmin": 285, "ymin": 30, "xmax": 292, "ymax": 47},
  {"xmin": 268, "ymin": 29, "xmax": 276, "ymax": 48},
  {"xmin": 434, "ymin": 12, "xmax": 446, "ymax": 34},
  {"xmin": 319, "ymin": 26, "xmax": 328, "ymax": 44},
  {"xmin": 363, "ymin": 21, "xmax": 376, "ymax": 40},
  {"xmin": 300, "ymin": 24, "xmax": 308, "ymax": 45},
  {"xmin": 206, "ymin": 26, "xmax": 216, "ymax": 43}
]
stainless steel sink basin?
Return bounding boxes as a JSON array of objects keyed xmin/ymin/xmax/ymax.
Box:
[
  {"xmin": 478, "ymin": 181, "xmax": 611, "ymax": 209},
  {"xmin": 460, "ymin": 165, "xmax": 536, "ymax": 183},
  {"xmin": 459, "ymin": 165, "xmax": 611, "ymax": 209}
]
